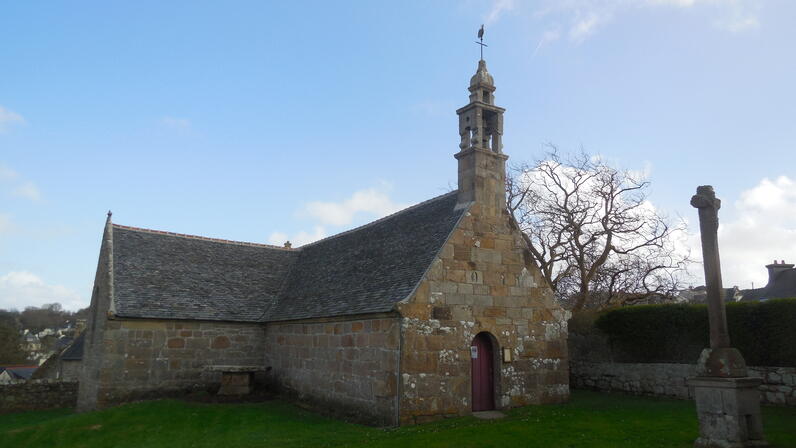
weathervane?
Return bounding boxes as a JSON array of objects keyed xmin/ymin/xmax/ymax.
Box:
[{"xmin": 475, "ymin": 24, "xmax": 487, "ymax": 60}]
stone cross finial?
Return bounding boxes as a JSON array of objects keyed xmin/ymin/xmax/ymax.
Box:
[
  {"xmin": 690, "ymin": 185, "xmax": 721, "ymax": 226},
  {"xmin": 691, "ymin": 185, "xmax": 730, "ymax": 349}
]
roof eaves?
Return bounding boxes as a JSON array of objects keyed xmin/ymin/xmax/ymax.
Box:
[{"xmin": 264, "ymin": 308, "xmax": 400, "ymax": 324}]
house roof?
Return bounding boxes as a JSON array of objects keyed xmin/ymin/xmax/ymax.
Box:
[
  {"xmin": 61, "ymin": 333, "xmax": 84, "ymax": 361},
  {"xmin": 109, "ymin": 191, "xmax": 466, "ymax": 323},
  {"xmin": 760, "ymin": 269, "xmax": 796, "ymax": 299},
  {"xmin": 1, "ymin": 366, "xmax": 37, "ymax": 379},
  {"xmin": 742, "ymin": 269, "xmax": 796, "ymax": 301}
]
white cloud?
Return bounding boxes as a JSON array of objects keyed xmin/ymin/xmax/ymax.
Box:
[
  {"xmin": 0, "ymin": 164, "xmax": 42, "ymax": 202},
  {"xmin": 712, "ymin": 1, "xmax": 759, "ymax": 32},
  {"xmin": 647, "ymin": 0, "xmax": 699, "ymax": 6},
  {"xmin": 485, "ymin": 0, "xmax": 516, "ymax": 25},
  {"xmin": 569, "ymin": 12, "xmax": 607, "ymax": 42},
  {"xmin": 267, "ymin": 226, "xmax": 327, "ymax": 247},
  {"xmin": 11, "ymin": 181, "xmax": 42, "ymax": 201},
  {"xmin": 0, "ymin": 165, "xmax": 18, "ymax": 182},
  {"xmin": 520, "ymin": 0, "xmax": 760, "ymax": 50},
  {"xmin": 0, "ymin": 271, "xmax": 87, "ymax": 312},
  {"xmin": 533, "ymin": 28, "xmax": 562, "ymax": 55},
  {"xmin": 687, "ymin": 176, "xmax": 796, "ymax": 289},
  {"xmin": 303, "ymin": 187, "xmax": 406, "ymax": 227},
  {"xmin": 0, "ymin": 214, "xmax": 12, "ymax": 234},
  {"xmin": 0, "ymin": 106, "xmax": 25, "ymax": 133},
  {"xmin": 161, "ymin": 116, "xmax": 191, "ymax": 130},
  {"xmin": 268, "ymin": 186, "xmax": 408, "ymax": 248}
]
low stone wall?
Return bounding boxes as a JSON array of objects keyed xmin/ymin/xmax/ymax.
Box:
[
  {"xmin": 571, "ymin": 361, "xmax": 796, "ymax": 406},
  {"xmin": 0, "ymin": 380, "xmax": 78, "ymax": 413},
  {"xmin": 263, "ymin": 316, "xmax": 400, "ymax": 426}
]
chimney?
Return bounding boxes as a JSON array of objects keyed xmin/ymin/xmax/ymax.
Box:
[
  {"xmin": 765, "ymin": 259, "xmax": 794, "ymax": 287},
  {"xmin": 283, "ymin": 241, "xmax": 292, "ymax": 249}
]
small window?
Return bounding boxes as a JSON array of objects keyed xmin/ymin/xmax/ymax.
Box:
[{"xmin": 482, "ymin": 90, "xmax": 490, "ymax": 102}]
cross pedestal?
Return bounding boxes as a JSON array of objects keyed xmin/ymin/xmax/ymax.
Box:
[{"xmin": 690, "ymin": 377, "xmax": 766, "ymax": 448}]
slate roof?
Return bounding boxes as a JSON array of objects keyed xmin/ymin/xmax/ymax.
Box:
[
  {"xmin": 108, "ymin": 191, "xmax": 467, "ymax": 323},
  {"xmin": 2, "ymin": 366, "xmax": 37, "ymax": 379},
  {"xmin": 267, "ymin": 192, "xmax": 466, "ymax": 321},
  {"xmin": 61, "ymin": 333, "xmax": 84, "ymax": 361},
  {"xmin": 113, "ymin": 226, "xmax": 300, "ymax": 322}
]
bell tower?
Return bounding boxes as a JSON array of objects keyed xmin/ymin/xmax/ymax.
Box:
[{"xmin": 455, "ymin": 59, "xmax": 508, "ymax": 216}]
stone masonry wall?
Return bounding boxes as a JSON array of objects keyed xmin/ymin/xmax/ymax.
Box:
[
  {"xmin": 77, "ymin": 219, "xmax": 113, "ymax": 411},
  {"xmin": 0, "ymin": 380, "xmax": 78, "ymax": 413},
  {"xmin": 263, "ymin": 316, "xmax": 401, "ymax": 426},
  {"xmin": 397, "ymin": 203, "xmax": 570, "ymax": 425},
  {"xmin": 61, "ymin": 359, "xmax": 82, "ymax": 381},
  {"xmin": 571, "ymin": 361, "xmax": 796, "ymax": 406},
  {"xmin": 93, "ymin": 319, "xmax": 265, "ymax": 407}
]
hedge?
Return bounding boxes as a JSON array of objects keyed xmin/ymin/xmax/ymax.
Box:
[{"xmin": 592, "ymin": 298, "xmax": 796, "ymax": 367}]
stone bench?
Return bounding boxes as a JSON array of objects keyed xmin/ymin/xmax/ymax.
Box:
[{"xmin": 205, "ymin": 365, "xmax": 263, "ymax": 395}]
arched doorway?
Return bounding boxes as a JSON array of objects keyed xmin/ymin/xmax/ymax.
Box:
[{"xmin": 471, "ymin": 332, "xmax": 495, "ymax": 411}]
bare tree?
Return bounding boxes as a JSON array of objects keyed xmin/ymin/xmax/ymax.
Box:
[{"xmin": 507, "ymin": 148, "xmax": 691, "ymax": 311}]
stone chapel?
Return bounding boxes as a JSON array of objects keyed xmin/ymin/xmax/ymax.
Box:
[{"xmin": 77, "ymin": 58, "xmax": 570, "ymax": 425}]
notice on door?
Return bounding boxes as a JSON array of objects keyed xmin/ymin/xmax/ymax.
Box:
[{"xmin": 470, "ymin": 346, "xmax": 478, "ymax": 359}]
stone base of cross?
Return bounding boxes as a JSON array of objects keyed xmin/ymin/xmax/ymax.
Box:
[{"xmin": 689, "ymin": 347, "xmax": 767, "ymax": 448}]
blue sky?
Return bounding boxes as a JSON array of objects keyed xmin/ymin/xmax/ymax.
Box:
[{"xmin": 2, "ymin": 0, "xmax": 795, "ymax": 310}]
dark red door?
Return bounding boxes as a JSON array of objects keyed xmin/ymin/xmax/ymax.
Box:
[{"xmin": 471, "ymin": 333, "xmax": 494, "ymax": 411}]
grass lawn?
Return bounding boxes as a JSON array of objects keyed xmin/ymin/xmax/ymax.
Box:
[{"xmin": 2, "ymin": 391, "xmax": 795, "ymax": 448}]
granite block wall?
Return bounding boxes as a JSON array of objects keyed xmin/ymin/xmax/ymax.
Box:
[
  {"xmin": 90, "ymin": 319, "xmax": 265, "ymax": 407},
  {"xmin": 0, "ymin": 380, "xmax": 78, "ymax": 413},
  {"xmin": 263, "ymin": 316, "xmax": 401, "ymax": 426},
  {"xmin": 397, "ymin": 204, "xmax": 570, "ymax": 425}
]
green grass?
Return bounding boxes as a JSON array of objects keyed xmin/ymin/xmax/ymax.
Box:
[{"xmin": 2, "ymin": 391, "xmax": 795, "ymax": 448}]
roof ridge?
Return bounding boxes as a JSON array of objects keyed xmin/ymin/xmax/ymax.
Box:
[
  {"xmin": 111, "ymin": 224, "xmax": 299, "ymax": 251},
  {"xmin": 299, "ymin": 190, "xmax": 458, "ymax": 249}
]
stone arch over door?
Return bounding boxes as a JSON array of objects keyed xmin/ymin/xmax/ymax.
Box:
[{"xmin": 471, "ymin": 331, "xmax": 499, "ymax": 411}]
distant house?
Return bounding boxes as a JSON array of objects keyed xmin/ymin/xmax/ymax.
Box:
[
  {"xmin": 32, "ymin": 333, "xmax": 84, "ymax": 381},
  {"xmin": 679, "ymin": 285, "xmax": 743, "ymax": 304},
  {"xmin": 594, "ymin": 291, "xmax": 686, "ymax": 308},
  {"xmin": 22, "ymin": 331, "xmax": 41, "ymax": 352},
  {"xmin": 0, "ymin": 365, "xmax": 38, "ymax": 383},
  {"xmin": 741, "ymin": 260, "xmax": 796, "ymax": 302},
  {"xmin": 59, "ymin": 333, "xmax": 84, "ymax": 380}
]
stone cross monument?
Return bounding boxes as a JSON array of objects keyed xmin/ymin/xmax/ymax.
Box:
[{"xmin": 689, "ymin": 185, "xmax": 767, "ymax": 448}]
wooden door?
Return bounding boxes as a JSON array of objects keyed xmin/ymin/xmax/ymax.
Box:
[{"xmin": 471, "ymin": 332, "xmax": 494, "ymax": 411}]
